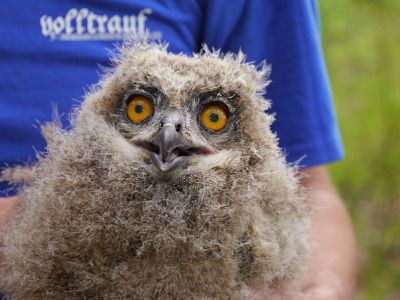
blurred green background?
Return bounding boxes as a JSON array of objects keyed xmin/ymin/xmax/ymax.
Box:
[{"xmin": 320, "ymin": 0, "xmax": 400, "ymax": 299}]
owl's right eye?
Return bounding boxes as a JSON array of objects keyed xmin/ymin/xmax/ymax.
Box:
[{"xmin": 126, "ymin": 96, "xmax": 154, "ymax": 123}]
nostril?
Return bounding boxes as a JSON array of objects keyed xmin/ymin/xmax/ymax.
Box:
[{"xmin": 160, "ymin": 122, "xmax": 181, "ymax": 132}]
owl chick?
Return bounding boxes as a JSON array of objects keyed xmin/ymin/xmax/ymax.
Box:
[{"xmin": 0, "ymin": 42, "xmax": 309, "ymax": 300}]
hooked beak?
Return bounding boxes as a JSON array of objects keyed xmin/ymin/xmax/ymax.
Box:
[{"xmin": 132, "ymin": 124, "xmax": 213, "ymax": 172}]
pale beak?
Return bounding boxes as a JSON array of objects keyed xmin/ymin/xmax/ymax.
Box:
[
  {"xmin": 131, "ymin": 109, "xmax": 213, "ymax": 172},
  {"xmin": 132, "ymin": 124, "xmax": 213, "ymax": 172}
]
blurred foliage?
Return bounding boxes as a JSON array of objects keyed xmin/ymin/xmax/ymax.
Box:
[{"xmin": 320, "ymin": 0, "xmax": 400, "ymax": 299}]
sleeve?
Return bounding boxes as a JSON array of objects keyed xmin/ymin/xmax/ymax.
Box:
[{"xmin": 201, "ymin": 0, "xmax": 344, "ymax": 168}]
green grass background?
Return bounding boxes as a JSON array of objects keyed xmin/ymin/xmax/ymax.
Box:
[{"xmin": 320, "ymin": 1, "xmax": 400, "ymax": 299}]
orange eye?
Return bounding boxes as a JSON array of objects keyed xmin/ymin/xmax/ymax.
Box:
[
  {"xmin": 126, "ymin": 96, "xmax": 153, "ymax": 123},
  {"xmin": 200, "ymin": 104, "xmax": 228, "ymax": 132}
]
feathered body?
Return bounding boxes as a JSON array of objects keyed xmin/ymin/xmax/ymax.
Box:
[{"xmin": 0, "ymin": 43, "xmax": 309, "ymax": 300}]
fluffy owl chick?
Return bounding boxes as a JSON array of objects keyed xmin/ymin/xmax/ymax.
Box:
[{"xmin": 0, "ymin": 42, "xmax": 309, "ymax": 300}]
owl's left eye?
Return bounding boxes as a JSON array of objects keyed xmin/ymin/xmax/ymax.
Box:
[
  {"xmin": 126, "ymin": 96, "xmax": 154, "ymax": 123},
  {"xmin": 200, "ymin": 103, "xmax": 229, "ymax": 132}
]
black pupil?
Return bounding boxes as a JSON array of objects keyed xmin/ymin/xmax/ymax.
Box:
[
  {"xmin": 135, "ymin": 104, "xmax": 144, "ymax": 113},
  {"xmin": 209, "ymin": 113, "xmax": 219, "ymax": 122}
]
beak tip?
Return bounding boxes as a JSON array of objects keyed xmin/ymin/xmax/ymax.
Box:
[{"xmin": 150, "ymin": 152, "xmax": 188, "ymax": 173}]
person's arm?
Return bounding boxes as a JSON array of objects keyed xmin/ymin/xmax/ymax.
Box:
[
  {"xmin": 0, "ymin": 196, "xmax": 20, "ymax": 233},
  {"xmin": 297, "ymin": 165, "xmax": 357, "ymax": 299},
  {"xmin": 0, "ymin": 196, "xmax": 20, "ymax": 272},
  {"xmin": 251, "ymin": 165, "xmax": 357, "ymax": 300}
]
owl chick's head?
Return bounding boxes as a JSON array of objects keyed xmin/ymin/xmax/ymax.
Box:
[{"xmin": 77, "ymin": 42, "xmax": 275, "ymax": 183}]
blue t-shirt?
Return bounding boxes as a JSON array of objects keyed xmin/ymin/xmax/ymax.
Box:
[{"xmin": 0, "ymin": 0, "xmax": 343, "ymax": 197}]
